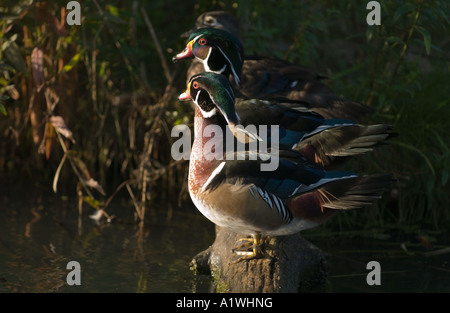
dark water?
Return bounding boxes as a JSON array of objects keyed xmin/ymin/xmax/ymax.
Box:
[
  {"xmin": 1, "ymin": 184, "xmax": 449, "ymax": 293},
  {"xmin": 0, "ymin": 184, "xmax": 214, "ymax": 293},
  {"xmin": 307, "ymin": 230, "xmax": 450, "ymax": 292}
]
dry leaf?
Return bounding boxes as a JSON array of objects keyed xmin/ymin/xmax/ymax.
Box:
[
  {"xmin": 85, "ymin": 178, "xmax": 106, "ymax": 196},
  {"xmin": 45, "ymin": 87, "xmax": 60, "ymax": 111},
  {"xmin": 71, "ymin": 155, "xmax": 90, "ymax": 179},
  {"xmin": 45, "ymin": 121, "xmax": 55, "ymax": 160},
  {"xmin": 89, "ymin": 209, "xmax": 104, "ymax": 222},
  {"xmin": 50, "ymin": 115, "xmax": 75, "ymax": 143},
  {"xmin": 37, "ymin": 121, "xmax": 56, "ymax": 159},
  {"xmin": 53, "ymin": 153, "xmax": 67, "ymax": 193},
  {"xmin": 6, "ymin": 85, "xmax": 19, "ymax": 100},
  {"xmin": 31, "ymin": 47, "xmax": 44, "ymax": 92}
]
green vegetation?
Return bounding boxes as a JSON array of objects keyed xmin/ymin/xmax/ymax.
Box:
[{"xmin": 0, "ymin": 0, "xmax": 448, "ymax": 229}]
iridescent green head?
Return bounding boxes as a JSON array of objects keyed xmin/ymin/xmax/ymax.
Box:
[
  {"xmin": 178, "ymin": 72, "xmax": 239, "ymax": 125},
  {"xmin": 173, "ymin": 28, "xmax": 244, "ymax": 86}
]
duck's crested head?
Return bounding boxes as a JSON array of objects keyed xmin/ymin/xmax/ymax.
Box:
[
  {"xmin": 173, "ymin": 28, "xmax": 243, "ymax": 86},
  {"xmin": 179, "ymin": 72, "xmax": 239, "ymax": 126}
]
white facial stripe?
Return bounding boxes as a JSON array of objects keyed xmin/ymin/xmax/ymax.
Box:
[
  {"xmin": 192, "ymin": 33, "xmax": 241, "ymax": 85},
  {"xmin": 202, "ymin": 48, "xmax": 213, "ymax": 71},
  {"xmin": 195, "ymin": 91, "xmax": 216, "ymax": 118},
  {"xmin": 202, "ymin": 45, "xmax": 239, "ymax": 85},
  {"xmin": 199, "ymin": 107, "xmax": 217, "ymax": 118},
  {"xmin": 216, "ymin": 64, "xmax": 227, "ymax": 74},
  {"xmin": 194, "ymin": 88, "xmax": 201, "ymax": 104},
  {"xmin": 192, "ymin": 85, "xmax": 218, "ymax": 119},
  {"xmin": 192, "ymin": 34, "xmax": 203, "ymax": 43},
  {"xmin": 216, "ymin": 46, "xmax": 241, "ymax": 85},
  {"xmin": 202, "ymin": 161, "xmax": 226, "ymax": 192}
]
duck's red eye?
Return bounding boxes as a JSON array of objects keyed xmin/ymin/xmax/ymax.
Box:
[
  {"xmin": 198, "ymin": 38, "xmax": 207, "ymax": 45},
  {"xmin": 192, "ymin": 81, "xmax": 199, "ymax": 89}
]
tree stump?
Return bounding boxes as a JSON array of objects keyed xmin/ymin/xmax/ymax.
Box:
[{"xmin": 191, "ymin": 226, "xmax": 328, "ymax": 292}]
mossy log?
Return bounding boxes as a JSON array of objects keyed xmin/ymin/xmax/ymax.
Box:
[{"xmin": 191, "ymin": 226, "xmax": 328, "ymax": 292}]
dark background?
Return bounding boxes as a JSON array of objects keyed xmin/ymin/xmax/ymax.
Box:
[{"xmin": 0, "ymin": 0, "xmax": 449, "ymax": 230}]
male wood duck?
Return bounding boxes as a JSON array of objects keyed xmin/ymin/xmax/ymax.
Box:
[
  {"xmin": 173, "ymin": 28, "xmax": 392, "ymax": 168},
  {"xmin": 180, "ymin": 11, "xmax": 242, "ymax": 85},
  {"xmin": 230, "ymin": 97, "xmax": 392, "ymax": 169},
  {"xmin": 179, "ymin": 72, "xmax": 393, "ymax": 259},
  {"xmin": 176, "ymin": 14, "xmax": 373, "ymax": 122}
]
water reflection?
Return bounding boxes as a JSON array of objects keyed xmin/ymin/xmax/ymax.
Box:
[
  {"xmin": 0, "ymin": 186, "xmax": 214, "ymax": 292},
  {"xmin": 304, "ymin": 228, "xmax": 450, "ymax": 292},
  {"xmin": 0, "ymin": 184, "xmax": 449, "ymax": 292}
]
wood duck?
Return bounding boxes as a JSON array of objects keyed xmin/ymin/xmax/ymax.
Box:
[
  {"xmin": 173, "ymin": 28, "xmax": 392, "ymax": 169},
  {"xmin": 230, "ymin": 97, "xmax": 392, "ymax": 169},
  {"xmin": 176, "ymin": 15, "xmax": 373, "ymax": 122},
  {"xmin": 179, "ymin": 72, "xmax": 393, "ymax": 259},
  {"xmin": 180, "ymin": 11, "xmax": 242, "ymax": 85}
]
